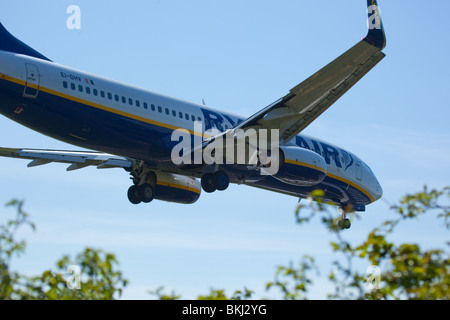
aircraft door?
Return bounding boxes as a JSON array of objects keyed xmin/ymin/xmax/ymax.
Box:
[{"xmin": 23, "ymin": 63, "xmax": 40, "ymax": 98}]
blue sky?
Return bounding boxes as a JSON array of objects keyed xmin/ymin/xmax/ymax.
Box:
[{"xmin": 0, "ymin": 1, "xmax": 449, "ymax": 299}]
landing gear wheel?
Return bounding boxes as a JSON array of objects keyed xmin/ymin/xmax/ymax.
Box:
[
  {"xmin": 337, "ymin": 206, "xmax": 352, "ymax": 230},
  {"xmin": 127, "ymin": 185, "xmax": 141, "ymax": 205},
  {"xmin": 201, "ymin": 173, "xmax": 216, "ymax": 193},
  {"xmin": 138, "ymin": 183, "xmax": 154, "ymax": 203},
  {"xmin": 337, "ymin": 218, "xmax": 351, "ymax": 230},
  {"xmin": 213, "ymin": 171, "xmax": 229, "ymax": 191}
]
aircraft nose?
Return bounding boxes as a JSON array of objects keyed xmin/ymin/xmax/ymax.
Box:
[
  {"xmin": 373, "ymin": 180, "xmax": 383, "ymax": 201},
  {"xmin": 363, "ymin": 162, "xmax": 383, "ymax": 203}
]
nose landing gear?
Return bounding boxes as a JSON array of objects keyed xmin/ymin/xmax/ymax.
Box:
[{"xmin": 337, "ymin": 205, "xmax": 352, "ymax": 230}]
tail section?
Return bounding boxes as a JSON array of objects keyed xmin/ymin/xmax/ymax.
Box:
[{"xmin": 0, "ymin": 22, "xmax": 51, "ymax": 61}]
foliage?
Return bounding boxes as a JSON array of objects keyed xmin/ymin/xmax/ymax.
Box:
[
  {"xmin": 148, "ymin": 286, "xmax": 254, "ymax": 300},
  {"xmin": 0, "ymin": 200, "xmax": 35, "ymax": 299},
  {"xmin": 0, "ymin": 200, "xmax": 127, "ymax": 300},
  {"xmin": 150, "ymin": 186, "xmax": 449, "ymax": 300},
  {"xmin": 294, "ymin": 185, "xmax": 450, "ymax": 300},
  {"xmin": 265, "ymin": 255, "xmax": 318, "ymax": 300},
  {"xmin": 197, "ymin": 288, "xmax": 254, "ymax": 300},
  {"xmin": 148, "ymin": 286, "xmax": 181, "ymax": 300},
  {"xmin": 1, "ymin": 186, "xmax": 449, "ymax": 300}
]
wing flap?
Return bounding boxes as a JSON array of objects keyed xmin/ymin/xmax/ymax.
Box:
[
  {"xmin": 280, "ymin": 44, "xmax": 386, "ymax": 141},
  {"xmin": 0, "ymin": 147, "xmax": 133, "ymax": 170}
]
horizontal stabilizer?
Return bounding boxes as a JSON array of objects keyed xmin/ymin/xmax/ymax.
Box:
[{"xmin": 0, "ymin": 23, "xmax": 51, "ymax": 61}]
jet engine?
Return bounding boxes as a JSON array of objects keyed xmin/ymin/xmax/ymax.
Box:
[
  {"xmin": 154, "ymin": 172, "xmax": 201, "ymax": 204},
  {"xmin": 273, "ymin": 145, "xmax": 327, "ymax": 186}
]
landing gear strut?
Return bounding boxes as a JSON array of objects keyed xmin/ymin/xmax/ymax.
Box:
[
  {"xmin": 337, "ymin": 206, "xmax": 352, "ymax": 230},
  {"xmin": 201, "ymin": 170, "xmax": 229, "ymax": 193}
]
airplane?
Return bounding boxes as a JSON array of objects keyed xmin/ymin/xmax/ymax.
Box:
[{"xmin": 0, "ymin": 0, "xmax": 386, "ymax": 229}]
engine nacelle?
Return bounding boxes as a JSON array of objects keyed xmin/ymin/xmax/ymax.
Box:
[
  {"xmin": 273, "ymin": 145, "xmax": 327, "ymax": 186},
  {"xmin": 154, "ymin": 172, "xmax": 201, "ymax": 204}
]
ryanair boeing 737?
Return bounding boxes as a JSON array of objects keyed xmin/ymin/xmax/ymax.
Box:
[{"xmin": 0, "ymin": 1, "xmax": 386, "ymax": 229}]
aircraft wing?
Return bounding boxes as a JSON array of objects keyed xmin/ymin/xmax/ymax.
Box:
[
  {"xmin": 0, "ymin": 147, "xmax": 133, "ymax": 170},
  {"xmin": 232, "ymin": 0, "xmax": 387, "ymax": 143}
]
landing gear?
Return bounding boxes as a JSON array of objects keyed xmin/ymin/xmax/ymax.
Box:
[
  {"xmin": 337, "ymin": 206, "xmax": 352, "ymax": 230},
  {"xmin": 127, "ymin": 183, "xmax": 154, "ymax": 205},
  {"xmin": 127, "ymin": 166, "xmax": 156, "ymax": 205},
  {"xmin": 139, "ymin": 183, "xmax": 154, "ymax": 203},
  {"xmin": 337, "ymin": 217, "xmax": 351, "ymax": 230},
  {"xmin": 201, "ymin": 170, "xmax": 229, "ymax": 193},
  {"xmin": 127, "ymin": 185, "xmax": 141, "ymax": 204},
  {"xmin": 201, "ymin": 173, "xmax": 216, "ymax": 193}
]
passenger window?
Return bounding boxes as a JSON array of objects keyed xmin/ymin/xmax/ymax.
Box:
[
  {"xmin": 78, "ymin": 85, "xmax": 83, "ymax": 92},
  {"xmin": 128, "ymin": 98, "xmax": 133, "ymax": 105},
  {"xmin": 158, "ymin": 106, "xmax": 162, "ymax": 113},
  {"xmin": 114, "ymin": 94, "xmax": 119, "ymax": 102},
  {"xmin": 144, "ymin": 102, "xmax": 148, "ymax": 109},
  {"xmin": 151, "ymin": 104, "xmax": 155, "ymax": 111},
  {"xmin": 107, "ymin": 92, "xmax": 112, "ymax": 100},
  {"xmin": 86, "ymin": 87, "xmax": 91, "ymax": 94},
  {"xmin": 185, "ymin": 113, "xmax": 189, "ymax": 120},
  {"xmin": 63, "ymin": 81, "xmax": 68, "ymax": 89},
  {"xmin": 122, "ymin": 96, "xmax": 126, "ymax": 104},
  {"xmin": 136, "ymin": 100, "xmax": 140, "ymax": 107},
  {"xmin": 179, "ymin": 112, "xmax": 183, "ymax": 118},
  {"xmin": 93, "ymin": 89, "xmax": 98, "ymax": 96},
  {"xmin": 191, "ymin": 115, "xmax": 195, "ymax": 121},
  {"xmin": 70, "ymin": 83, "xmax": 76, "ymax": 90},
  {"xmin": 100, "ymin": 91, "xmax": 105, "ymax": 98},
  {"xmin": 165, "ymin": 108, "xmax": 169, "ymax": 115},
  {"xmin": 172, "ymin": 110, "xmax": 176, "ymax": 117}
]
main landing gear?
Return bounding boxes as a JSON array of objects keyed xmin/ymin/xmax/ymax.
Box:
[
  {"xmin": 201, "ymin": 170, "xmax": 229, "ymax": 193},
  {"xmin": 128, "ymin": 184, "xmax": 154, "ymax": 204},
  {"xmin": 127, "ymin": 167, "xmax": 156, "ymax": 205}
]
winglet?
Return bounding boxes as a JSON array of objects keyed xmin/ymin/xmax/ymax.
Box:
[
  {"xmin": 364, "ymin": 0, "xmax": 386, "ymax": 50},
  {"xmin": 0, "ymin": 22, "xmax": 51, "ymax": 61}
]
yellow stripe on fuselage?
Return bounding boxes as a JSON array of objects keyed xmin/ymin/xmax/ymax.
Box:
[
  {"xmin": 1, "ymin": 73, "xmax": 204, "ymax": 138},
  {"xmin": 1, "ymin": 74, "xmax": 373, "ymax": 202},
  {"xmin": 327, "ymin": 172, "xmax": 374, "ymax": 203},
  {"xmin": 284, "ymin": 159, "xmax": 327, "ymax": 174},
  {"xmin": 284, "ymin": 159, "xmax": 374, "ymax": 202}
]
